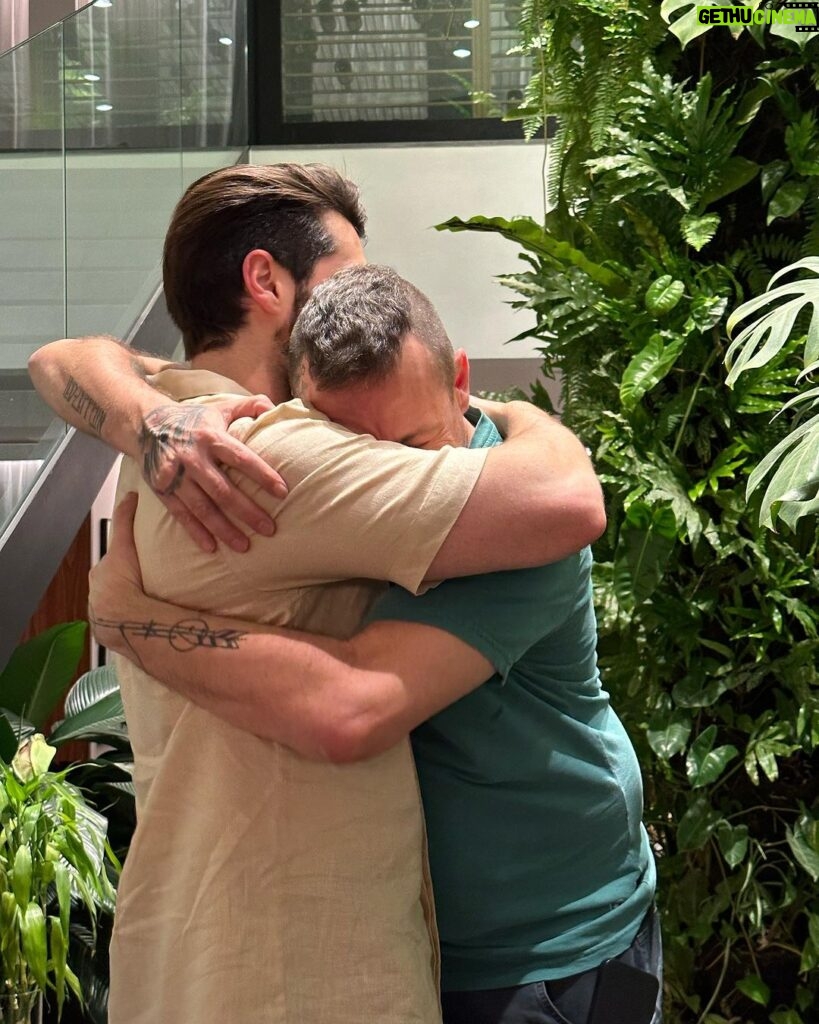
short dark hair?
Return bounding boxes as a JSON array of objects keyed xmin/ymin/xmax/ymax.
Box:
[
  {"xmin": 288, "ymin": 265, "xmax": 455, "ymax": 393},
  {"xmin": 163, "ymin": 163, "xmax": 366, "ymax": 358}
]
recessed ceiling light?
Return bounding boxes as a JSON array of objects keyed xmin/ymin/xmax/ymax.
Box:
[
  {"xmin": 218, "ymin": 36, "xmax": 233, "ymax": 45},
  {"xmin": 464, "ymin": 18, "xmax": 480, "ymax": 28},
  {"xmin": 95, "ymin": 103, "xmax": 113, "ymax": 111},
  {"xmin": 83, "ymin": 73, "xmax": 101, "ymax": 82},
  {"xmin": 94, "ymin": 0, "xmax": 112, "ymax": 7},
  {"xmin": 453, "ymin": 47, "xmax": 471, "ymax": 58}
]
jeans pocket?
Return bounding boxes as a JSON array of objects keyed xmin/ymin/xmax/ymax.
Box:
[{"xmin": 535, "ymin": 981, "xmax": 583, "ymax": 1024}]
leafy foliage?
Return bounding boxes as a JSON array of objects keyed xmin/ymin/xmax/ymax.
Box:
[
  {"xmin": 0, "ymin": 735, "xmax": 118, "ymax": 1021},
  {"xmin": 2, "ymin": 629, "xmax": 133, "ymax": 1024},
  {"xmin": 443, "ymin": 4, "xmax": 819, "ymax": 1020},
  {"xmin": 726, "ymin": 258, "xmax": 819, "ymax": 528}
]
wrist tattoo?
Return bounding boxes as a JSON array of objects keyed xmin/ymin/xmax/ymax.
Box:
[
  {"xmin": 91, "ymin": 613, "xmax": 247, "ymax": 670},
  {"xmin": 139, "ymin": 405, "xmax": 208, "ymax": 497},
  {"xmin": 63, "ymin": 376, "xmax": 107, "ymax": 435}
]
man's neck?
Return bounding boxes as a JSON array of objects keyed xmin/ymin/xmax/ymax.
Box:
[{"xmin": 191, "ymin": 334, "xmax": 292, "ymax": 406}]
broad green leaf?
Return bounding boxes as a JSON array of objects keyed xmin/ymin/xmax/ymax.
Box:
[
  {"xmin": 677, "ymin": 795, "xmax": 721, "ymax": 851},
  {"xmin": 50, "ymin": 690, "xmax": 126, "ymax": 746},
  {"xmin": 54, "ymin": 860, "xmax": 70, "ymax": 937},
  {"xmin": 760, "ymin": 160, "xmax": 789, "ymax": 203},
  {"xmin": 700, "ymin": 156, "xmax": 759, "ymax": 201},
  {"xmin": 767, "ymin": 180, "xmax": 809, "ymax": 224},
  {"xmin": 661, "ymin": 0, "xmax": 719, "ymax": 47},
  {"xmin": 63, "ymin": 664, "xmax": 120, "ymax": 717},
  {"xmin": 726, "ymin": 258, "xmax": 819, "ymax": 383},
  {"xmin": 436, "ymin": 216, "xmax": 629, "ymax": 296},
  {"xmin": 20, "ymin": 902, "xmax": 48, "ymax": 990},
  {"xmin": 751, "ymin": 411, "xmax": 819, "ymax": 529},
  {"xmin": 809, "ymin": 913, "xmax": 819, "ymax": 952},
  {"xmin": 49, "ymin": 916, "xmax": 67, "ymax": 1018},
  {"xmin": 11, "ymin": 846, "xmax": 32, "ymax": 908},
  {"xmin": 686, "ymin": 726, "xmax": 739, "ymax": 788},
  {"xmin": 620, "ymin": 334, "xmax": 686, "ymax": 411},
  {"xmin": 0, "ymin": 622, "xmax": 87, "ymax": 730},
  {"xmin": 770, "ymin": 1010, "xmax": 804, "ymax": 1024},
  {"xmin": 645, "ymin": 276, "xmax": 685, "ymax": 315},
  {"xmin": 681, "ymin": 213, "xmax": 720, "ymax": 251},
  {"xmin": 786, "ymin": 813, "xmax": 819, "ymax": 880},
  {"xmin": 736, "ymin": 975, "xmax": 770, "ymax": 1007},
  {"xmin": 800, "ymin": 936, "xmax": 819, "ymax": 974},
  {"xmin": 647, "ymin": 708, "xmax": 692, "ymax": 759},
  {"xmin": 613, "ymin": 502, "xmax": 678, "ymax": 608},
  {"xmin": 770, "ymin": 5, "xmax": 818, "ymax": 47},
  {"xmin": 716, "ymin": 822, "xmax": 748, "ymax": 868}
]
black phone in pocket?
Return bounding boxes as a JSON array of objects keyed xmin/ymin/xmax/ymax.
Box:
[{"xmin": 587, "ymin": 958, "xmax": 659, "ymax": 1024}]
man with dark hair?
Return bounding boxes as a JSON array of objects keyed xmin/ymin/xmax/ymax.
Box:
[
  {"xmin": 30, "ymin": 166, "xmax": 607, "ymax": 1024},
  {"xmin": 164, "ymin": 163, "xmax": 366, "ymax": 357},
  {"xmin": 91, "ymin": 265, "xmax": 661, "ymax": 1024}
]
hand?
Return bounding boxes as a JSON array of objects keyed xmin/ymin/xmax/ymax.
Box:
[
  {"xmin": 88, "ymin": 492, "xmax": 147, "ymax": 658},
  {"xmin": 138, "ymin": 394, "xmax": 288, "ymax": 553}
]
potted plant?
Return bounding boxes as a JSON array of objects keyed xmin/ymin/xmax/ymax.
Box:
[
  {"xmin": 0, "ymin": 733, "xmax": 118, "ymax": 1023},
  {"xmin": 0, "ymin": 624, "xmax": 131, "ymax": 1023}
]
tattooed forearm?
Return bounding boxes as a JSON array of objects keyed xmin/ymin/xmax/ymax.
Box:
[
  {"xmin": 63, "ymin": 375, "xmax": 107, "ymax": 435},
  {"xmin": 138, "ymin": 405, "xmax": 208, "ymax": 497},
  {"xmin": 91, "ymin": 613, "xmax": 247, "ymax": 670}
]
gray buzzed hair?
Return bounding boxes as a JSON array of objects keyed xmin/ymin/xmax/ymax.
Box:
[{"xmin": 288, "ymin": 264, "xmax": 455, "ymax": 393}]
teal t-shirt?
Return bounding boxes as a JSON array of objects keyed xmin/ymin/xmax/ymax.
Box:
[{"xmin": 367, "ymin": 411, "xmax": 656, "ymax": 991}]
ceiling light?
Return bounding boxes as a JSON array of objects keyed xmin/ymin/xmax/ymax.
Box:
[
  {"xmin": 464, "ymin": 18, "xmax": 480, "ymax": 28},
  {"xmin": 453, "ymin": 47, "xmax": 471, "ymax": 58},
  {"xmin": 218, "ymin": 36, "xmax": 233, "ymax": 45},
  {"xmin": 83, "ymin": 73, "xmax": 101, "ymax": 82},
  {"xmin": 93, "ymin": 0, "xmax": 112, "ymax": 7},
  {"xmin": 95, "ymin": 103, "xmax": 113, "ymax": 111}
]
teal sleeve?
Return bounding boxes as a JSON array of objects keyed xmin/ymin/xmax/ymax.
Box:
[{"xmin": 366, "ymin": 548, "xmax": 592, "ymax": 681}]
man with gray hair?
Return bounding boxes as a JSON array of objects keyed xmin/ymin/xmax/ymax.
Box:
[
  {"xmin": 33, "ymin": 163, "xmax": 607, "ymax": 1024},
  {"xmin": 92, "ymin": 264, "xmax": 662, "ymax": 1024}
]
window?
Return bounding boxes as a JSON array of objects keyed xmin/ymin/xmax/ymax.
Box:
[{"xmin": 255, "ymin": 0, "xmax": 533, "ymax": 143}]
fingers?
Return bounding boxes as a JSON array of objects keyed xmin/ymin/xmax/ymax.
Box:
[
  {"xmin": 157, "ymin": 485, "xmax": 259, "ymax": 555},
  {"xmin": 223, "ymin": 394, "xmax": 275, "ymax": 421},
  {"xmin": 211, "ymin": 436, "xmax": 288, "ymax": 499}
]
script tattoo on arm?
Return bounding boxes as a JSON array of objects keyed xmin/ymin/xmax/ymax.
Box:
[
  {"xmin": 138, "ymin": 405, "xmax": 208, "ymax": 498},
  {"xmin": 62, "ymin": 375, "xmax": 107, "ymax": 435},
  {"xmin": 90, "ymin": 613, "xmax": 247, "ymax": 672}
]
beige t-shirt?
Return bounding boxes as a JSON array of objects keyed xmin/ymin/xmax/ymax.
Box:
[{"xmin": 108, "ymin": 368, "xmax": 488, "ymax": 1024}]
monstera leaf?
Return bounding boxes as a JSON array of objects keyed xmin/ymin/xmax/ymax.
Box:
[{"xmin": 726, "ymin": 258, "xmax": 819, "ymax": 527}]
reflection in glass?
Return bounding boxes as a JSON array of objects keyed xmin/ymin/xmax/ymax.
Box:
[
  {"xmin": 0, "ymin": 23, "xmax": 67, "ymax": 532},
  {"xmin": 281, "ymin": 0, "xmax": 527, "ymax": 122},
  {"xmin": 0, "ymin": 0, "xmax": 248, "ymax": 536}
]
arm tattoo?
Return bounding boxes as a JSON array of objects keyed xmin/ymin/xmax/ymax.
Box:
[
  {"xmin": 90, "ymin": 613, "xmax": 247, "ymax": 671},
  {"xmin": 139, "ymin": 405, "xmax": 208, "ymax": 497},
  {"xmin": 62, "ymin": 375, "xmax": 107, "ymax": 435}
]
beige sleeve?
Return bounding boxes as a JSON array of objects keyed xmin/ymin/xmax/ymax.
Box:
[{"xmin": 221, "ymin": 412, "xmax": 488, "ymax": 594}]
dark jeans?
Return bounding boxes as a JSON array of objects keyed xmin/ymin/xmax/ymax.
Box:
[{"xmin": 441, "ymin": 905, "xmax": 663, "ymax": 1024}]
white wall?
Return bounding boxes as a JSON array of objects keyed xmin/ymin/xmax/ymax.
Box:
[{"xmin": 252, "ymin": 142, "xmax": 548, "ymax": 361}]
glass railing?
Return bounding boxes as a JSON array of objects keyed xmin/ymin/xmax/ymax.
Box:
[{"xmin": 0, "ymin": 0, "xmax": 247, "ymax": 535}]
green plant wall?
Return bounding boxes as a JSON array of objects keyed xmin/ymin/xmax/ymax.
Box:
[{"xmin": 443, "ymin": 3, "xmax": 819, "ymax": 1020}]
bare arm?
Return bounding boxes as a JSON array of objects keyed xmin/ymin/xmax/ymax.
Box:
[
  {"xmin": 28, "ymin": 336, "xmax": 287, "ymax": 552},
  {"xmin": 426, "ymin": 400, "xmax": 606, "ymax": 579},
  {"xmin": 91, "ymin": 495, "xmax": 492, "ymax": 763}
]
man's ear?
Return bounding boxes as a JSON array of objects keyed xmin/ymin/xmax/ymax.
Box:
[
  {"xmin": 453, "ymin": 349, "xmax": 471, "ymax": 412},
  {"xmin": 242, "ymin": 249, "xmax": 297, "ymax": 318}
]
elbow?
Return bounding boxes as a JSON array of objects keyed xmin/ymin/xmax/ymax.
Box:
[
  {"xmin": 534, "ymin": 478, "xmax": 607, "ymax": 562},
  {"xmin": 27, "ymin": 343, "xmax": 51, "ymax": 391},
  {"xmin": 28, "ymin": 339, "xmax": 71, "ymax": 396},
  {"xmin": 317, "ymin": 701, "xmax": 399, "ymax": 765},
  {"xmin": 573, "ymin": 481, "xmax": 607, "ymax": 547}
]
